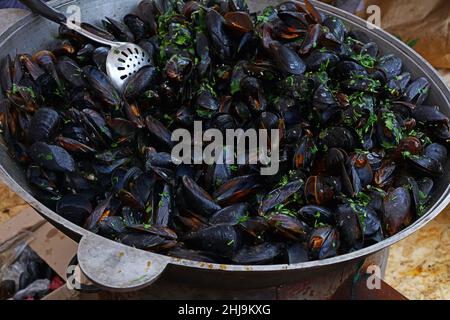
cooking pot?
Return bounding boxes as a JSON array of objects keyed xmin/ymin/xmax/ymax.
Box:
[{"xmin": 1, "ymin": 0, "xmax": 449, "ymax": 299}]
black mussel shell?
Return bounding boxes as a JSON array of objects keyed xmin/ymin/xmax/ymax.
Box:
[
  {"xmin": 29, "ymin": 142, "xmax": 75, "ymax": 173},
  {"xmin": 124, "ymin": 65, "xmax": 158, "ymax": 99},
  {"xmin": 270, "ymin": 42, "xmax": 306, "ymax": 75},
  {"xmin": 209, "ymin": 203, "xmax": 247, "ymax": 225},
  {"xmin": 182, "ymin": 176, "xmax": 222, "ymax": 217},
  {"xmin": 28, "ymin": 108, "xmax": 60, "ymax": 143},
  {"xmin": 214, "ymin": 175, "xmax": 261, "ymax": 206},
  {"xmin": 118, "ymin": 232, "xmax": 176, "ymax": 251},
  {"xmin": 167, "ymin": 247, "xmax": 218, "ymax": 263},
  {"xmin": 98, "ymin": 216, "xmax": 127, "ymax": 237},
  {"xmin": 56, "ymin": 194, "xmax": 92, "ymax": 226},
  {"xmin": 284, "ymin": 243, "xmax": 309, "ymax": 264},
  {"xmin": 258, "ymin": 180, "xmax": 304, "ymax": 215},
  {"xmin": 335, "ymin": 204, "xmax": 363, "ymax": 251},
  {"xmin": 298, "ymin": 205, "xmax": 334, "ymax": 226},
  {"xmin": 383, "ymin": 187, "xmax": 413, "ymax": 237},
  {"xmin": 267, "ymin": 214, "xmax": 308, "ymax": 241},
  {"xmin": 184, "ymin": 224, "xmax": 241, "ymax": 258}
]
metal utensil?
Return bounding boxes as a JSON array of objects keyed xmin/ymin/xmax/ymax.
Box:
[{"xmin": 19, "ymin": 0, "xmax": 151, "ymax": 93}]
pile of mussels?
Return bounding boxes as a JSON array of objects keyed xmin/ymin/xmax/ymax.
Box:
[{"xmin": 0, "ymin": 0, "xmax": 449, "ymax": 265}]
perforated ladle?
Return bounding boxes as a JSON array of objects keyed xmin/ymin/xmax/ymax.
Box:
[{"xmin": 19, "ymin": 0, "xmax": 152, "ymax": 93}]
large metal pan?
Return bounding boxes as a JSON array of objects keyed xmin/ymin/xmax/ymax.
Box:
[{"xmin": 1, "ymin": 0, "xmax": 449, "ymax": 299}]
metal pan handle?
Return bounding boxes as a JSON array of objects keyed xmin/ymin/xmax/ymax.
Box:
[
  {"xmin": 77, "ymin": 233, "xmax": 170, "ymax": 291},
  {"xmin": 19, "ymin": 0, "xmax": 66, "ymax": 24}
]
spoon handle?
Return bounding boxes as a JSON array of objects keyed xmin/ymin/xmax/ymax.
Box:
[{"xmin": 19, "ymin": 0, "xmax": 66, "ymax": 23}]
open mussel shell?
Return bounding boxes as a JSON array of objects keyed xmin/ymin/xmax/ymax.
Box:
[
  {"xmin": 412, "ymin": 105, "xmax": 449, "ymax": 126},
  {"xmin": 82, "ymin": 66, "xmax": 121, "ymax": 108},
  {"xmin": 103, "ymin": 16, "xmax": 135, "ymax": 43},
  {"xmin": 374, "ymin": 161, "xmax": 396, "ymax": 188},
  {"xmin": 165, "ymin": 54, "xmax": 194, "ymax": 82},
  {"xmin": 175, "ymin": 209, "xmax": 209, "ymax": 232},
  {"xmin": 167, "ymin": 247, "xmax": 219, "ymax": 263},
  {"xmin": 214, "ymin": 175, "xmax": 261, "ymax": 206},
  {"xmin": 393, "ymin": 136, "xmax": 422, "ymax": 159},
  {"xmin": 124, "ymin": 65, "xmax": 158, "ymax": 99},
  {"xmin": 239, "ymin": 76, "xmax": 267, "ymax": 112},
  {"xmin": 267, "ymin": 214, "xmax": 309, "ymax": 241},
  {"xmin": 269, "ymin": 42, "xmax": 306, "ymax": 75},
  {"xmin": 56, "ymin": 136, "xmax": 96, "ymax": 155}
]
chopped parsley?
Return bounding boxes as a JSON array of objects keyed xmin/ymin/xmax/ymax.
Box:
[
  {"xmin": 274, "ymin": 203, "xmax": 297, "ymax": 218},
  {"xmin": 352, "ymin": 52, "xmax": 377, "ymax": 69},
  {"xmin": 230, "ymin": 79, "xmax": 240, "ymax": 95},
  {"xmin": 237, "ymin": 214, "xmax": 250, "ymax": 224},
  {"xmin": 256, "ymin": 6, "xmax": 276, "ymax": 24},
  {"xmin": 196, "ymin": 108, "xmax": 214, "ymax": 118}
]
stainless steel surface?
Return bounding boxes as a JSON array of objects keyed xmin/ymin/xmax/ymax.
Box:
[
  {"xmin": 19, "ymin": 0, "xmax": 151, "ymax": 93},
  {"xmin": 0, "ymin": 0, "xmax": 449, "ymax": 298}
]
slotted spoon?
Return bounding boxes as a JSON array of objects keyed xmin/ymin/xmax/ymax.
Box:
[{"xmin": 19, "ymin": 0, "xmax": 152, "ymax": 93}]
